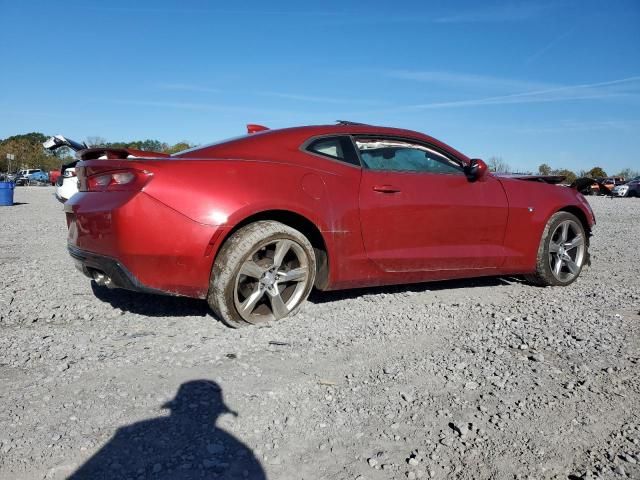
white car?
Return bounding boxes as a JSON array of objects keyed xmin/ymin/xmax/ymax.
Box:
[
  {"xmin": 42, "ymin": 136, "xmax": 85, "ymax": 203},
  {"xmin": 612, "ymin": 178, "xmax": 640, "ymax": 197},
  {"xmin": 55, "ymin": 164, "xmax": 78, "ymax": 202},
  {"xmin": 17, "ymin": 168, "xmax": 44, "ymax": 177},
  {"xmin": 15, "ymin": 169, "xmax": 45, "ymax": 186}
]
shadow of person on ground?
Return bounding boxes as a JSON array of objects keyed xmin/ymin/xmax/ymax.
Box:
[{"xmin": 68, "ymin": 380, "xmax": 265, "ymax": 480}]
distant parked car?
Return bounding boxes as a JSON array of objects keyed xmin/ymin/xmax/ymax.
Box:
[
  {"xmin": 15, "ymin": 169, "xmax": 48, "ymax": 186},
  {"xmin": 15, "ymin": 169, "xmax": 42, "ymax": 182},
  {"xmin": 49, "ymin": 170, "xmax": 61, "ymax": 186},
  {"xmin": 600, "ymin": 178, "xmax": 617, "ymax": 195},
  {"xmin": 28, "ymin": 171, "xmax": 50, "ymax": 185},
  {"xmin": 42, "ymin": 135, "xmax": 87, "ymax": 202},
  {"xmin": 612, "ymin": 178, "xmax": 640, "ymax": 197},
  {"xmin": 583, "ymin": 180, "xmax": 601, "ymax": 196},
  {"xmin": 586, "ymin": 177, "xmax": 626, "ymax": 196},
  {"xmin": 55, "ymin": 161, "xmax": 79, "ymax": 202}
]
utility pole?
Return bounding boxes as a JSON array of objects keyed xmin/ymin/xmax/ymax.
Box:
[{"xmin": 6, "ymin": 153, "xmax": 15, "ymax": 175}]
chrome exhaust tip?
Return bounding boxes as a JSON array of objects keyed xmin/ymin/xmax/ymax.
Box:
[{"xmin": 92, "ymin": 271, "xmax": 114, "ymax": 288}]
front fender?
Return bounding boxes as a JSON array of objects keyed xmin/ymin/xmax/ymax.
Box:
[{"xmin": 498, "ymin": 178, "xmax": 594, "ymax": 271}]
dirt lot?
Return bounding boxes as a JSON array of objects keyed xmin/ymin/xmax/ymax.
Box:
[{"xmin": 0, "ymin": 187, "xmax": 638, "ymax": 480}]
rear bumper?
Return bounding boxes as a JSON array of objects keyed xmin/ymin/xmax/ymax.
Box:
[
  {"xmin": 68, "ymin": 245, "xmax": 171, "ymax": 296},
  {"xmin": 65, "ymin": 191, "xmax": 228, "ymax": 299}
]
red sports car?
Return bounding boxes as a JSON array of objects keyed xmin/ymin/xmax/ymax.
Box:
[{"xmin": 63, "ymin": 122, "xmax": 595, "ymax": 327}]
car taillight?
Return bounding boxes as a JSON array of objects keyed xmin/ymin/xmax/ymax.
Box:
[{"xmin": 83, "ymin": 169, "xmax": 152, "ymax": 192}]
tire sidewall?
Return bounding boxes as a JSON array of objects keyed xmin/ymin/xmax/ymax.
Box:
[
  {"xmin": 538, "ymin": 212, "xmax": 586, "ymax": 286},
  {"xmin": 209, "ymin": 221, "xmax": 316, "ymax": 327}
]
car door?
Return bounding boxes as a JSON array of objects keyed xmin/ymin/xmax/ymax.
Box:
[{"xmin": 356, "ymin": 136, "xmax": 509, "ymax": 272}]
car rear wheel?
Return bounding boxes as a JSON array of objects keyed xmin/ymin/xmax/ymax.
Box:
[
  {"xmin": 525, "ymin": 212, "xmax": 588, "ymax": 287},
  {"xmin": 208, "ymin": 221, "xmax": 316, "ymax": 328}
]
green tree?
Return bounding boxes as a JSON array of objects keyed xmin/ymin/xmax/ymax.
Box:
[
  {"xmin": 0, "ymin": 132, "xmax": 198, "ymax": 172},
  {"xmin": 615, "ymin": 167, "xmax": 639, "ymax": 180},
  {"xmin": 101, "ymin": 139, "xmax": 169, "ymax": 152},
  {"xmin": 136, "ymin": 139, "xmax": 166, "ymax": 152},
  {"xmin": 0, "ymin": 132, "xmax": 59, "ymax": 172},
  {"xmin": 587, "ymin": 167, "xmax": 607, "ymax": 178},
  {"xmin": 164, "ymin": 142, "xmax": 193, "ymax": 154},
  {"xmin": 538, "ymin": 163, "xmax": 552, "ymax": 175},
  {"xmin": 553, "ymin": 169, "xmax": 577, "ymax": 184}
]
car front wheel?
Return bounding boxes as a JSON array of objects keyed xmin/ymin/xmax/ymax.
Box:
[
  {"xmin": 208, "ymin": 221, "xmax": 316, "ymax": 328},
  {"xmin": 525, "ymin": 212, "xmax": 588, "ymax": 286}
]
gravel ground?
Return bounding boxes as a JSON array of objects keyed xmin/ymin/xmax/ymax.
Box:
[{"xmin": 0, "ymin": 186, "xmax": 638, "ymax": 480}]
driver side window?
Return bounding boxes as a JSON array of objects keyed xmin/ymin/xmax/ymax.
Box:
[{"xmin": 355, "ymin": 137, "xmax": 462, "ymax": 174}]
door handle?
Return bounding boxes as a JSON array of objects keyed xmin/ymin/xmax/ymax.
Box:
[{"xmin": 372, "ymin": 185, "xmax": 401, "ymax": 193}]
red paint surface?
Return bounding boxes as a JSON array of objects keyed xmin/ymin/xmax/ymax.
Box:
[{"xmin": 65, "ymin": 124, "xmax": 595, "ymax": 298}]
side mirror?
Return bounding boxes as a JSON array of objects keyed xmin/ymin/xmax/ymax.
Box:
[{"xmin": 465, "ymin": 158, "xmax": 489, "ymax": 182}]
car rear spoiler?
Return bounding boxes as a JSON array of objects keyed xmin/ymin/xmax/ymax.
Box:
[{"xmin": 42, "ymin": 135, "xmax": 169, "ymax": 160}]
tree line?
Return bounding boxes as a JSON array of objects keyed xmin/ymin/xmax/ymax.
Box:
[
  {"xmin": 487, "ymin": 157, "xmax": 638, "ymax": 183},
  {"xmin": 0, "ymin": 133, "xmax": 194, "ymax": 172},
  {"xmin": 1, "ymin": 133, "xmax": 637, "ymax": 181}
]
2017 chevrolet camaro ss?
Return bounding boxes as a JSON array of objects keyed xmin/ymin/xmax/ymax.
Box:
[{"xmin": 60, "ymin": 123, "xmax": 595, "ymax": 327}]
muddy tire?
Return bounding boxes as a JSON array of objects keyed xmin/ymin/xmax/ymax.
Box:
[
  {"xmin": 208, "ymin": 221, "xmax": 316, "ymax": 328},
  {"xmin": 525, "ymin": 212, "xmax": 588, "ymax": 287}
]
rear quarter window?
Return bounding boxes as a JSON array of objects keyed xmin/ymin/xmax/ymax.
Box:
[{"xmin": 304, "ymin": 136, "xmax": 360, "ymax": 167}]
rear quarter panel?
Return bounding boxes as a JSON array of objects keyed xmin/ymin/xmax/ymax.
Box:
[
  {"xmin": 143, "ymin": 159, "xmax": 330, "ymax": 228},
  {"xmin": 139, "ymin": 156, "xmax": 365, "ymax": 288}
]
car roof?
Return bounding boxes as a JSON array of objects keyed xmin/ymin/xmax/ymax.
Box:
[
  {"xmin": 273, "ymin": 124, "xmax": 465, "ymax": 151},
  {"xmin": 178, "ymin": 124, "xmax": 471, "ymax": 162}
]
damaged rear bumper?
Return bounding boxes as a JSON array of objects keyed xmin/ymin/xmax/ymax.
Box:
[{"xmin": 68, "ymin": 245, "xmax": 175, "ymax": 296}]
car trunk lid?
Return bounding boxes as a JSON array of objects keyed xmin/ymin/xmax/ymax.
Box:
[{"xmin": 77, "ymin": 147, "xmax": 170, "ymax": 160}]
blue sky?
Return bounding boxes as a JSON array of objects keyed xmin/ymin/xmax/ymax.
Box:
[{"xmin": 1, "ymin": 0, "xmax": 639, "ymax": 173}]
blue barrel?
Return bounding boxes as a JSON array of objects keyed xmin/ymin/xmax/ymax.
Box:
[{"xmin": 0, "ymin": 182, "xmax": 15, "ymax": 206}]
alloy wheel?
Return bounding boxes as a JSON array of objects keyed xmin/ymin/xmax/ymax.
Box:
[
  {"xmin": 547, "ymin": 219, "xmax": 585, "ymax": 282},
  {"xmin": 233, "ymin": 238, "xmax": 310, "ymax": 323}
]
